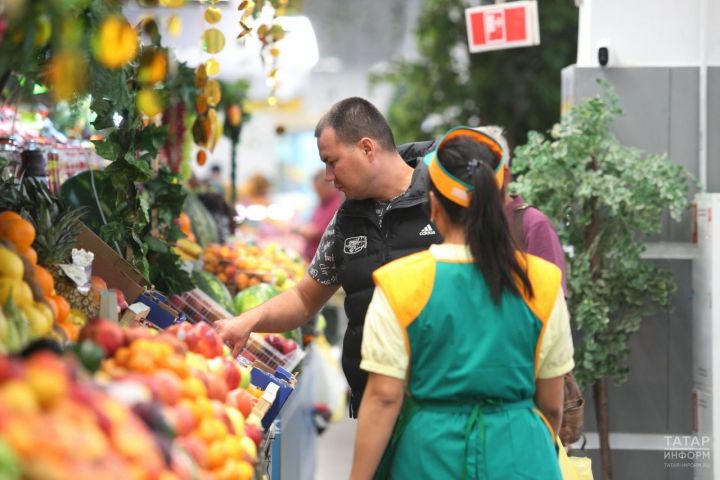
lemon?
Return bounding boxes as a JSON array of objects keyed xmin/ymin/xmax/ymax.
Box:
[
  {"xmin": 137, "ymin": 89, "xmax": 163, "ymax": 117},
  {"xmin": 0, "ymin": 280, "xmax": 32, "ymax": 308},
  {"xmin": 15, "ymin": 282, "xmax": 33, "ymax": 308},
  {"xmin": 23, "ymin": 304, "xmax": 52, "ymax": 336},
  {"xmin": 0, "ymin": 247, "xmax": 24, "ymax": 280},
  {"xmin": 204, "ymin": 7, "xmax": 222, "ymax": 24},
  {"xmin": 34, "ymin": 301, "xmax": 55, "ymax": 324}
]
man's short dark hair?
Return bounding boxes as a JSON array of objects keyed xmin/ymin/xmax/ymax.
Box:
[{"xmin": 314, "ymin": 97, "xmax": 396, "ymax": 151}]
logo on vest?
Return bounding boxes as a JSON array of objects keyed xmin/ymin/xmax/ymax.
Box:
[
  {"xmin": 419, "ymin": 224, "xmax": 436, "ymax": 236},
  {"xmin": 344, "ymin": 236, "xmax": 367, "ymax": 255}
]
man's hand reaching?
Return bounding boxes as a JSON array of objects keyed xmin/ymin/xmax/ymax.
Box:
[{"xmin": 215, "ymin": 314, "xmax": 256, "ymax": 358}]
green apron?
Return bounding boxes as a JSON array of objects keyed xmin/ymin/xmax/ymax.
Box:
[{"xmin": 375, "ymin": 260, "xmax": 561, "ymax": 480}]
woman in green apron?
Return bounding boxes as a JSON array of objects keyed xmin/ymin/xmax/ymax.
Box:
[{"xmin": 349, "ymin": 127, "xmax": 574, "ymax": 479}]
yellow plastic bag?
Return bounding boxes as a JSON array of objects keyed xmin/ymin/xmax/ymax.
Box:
[{"xmin": 558, "ymin": 437, "xmax": 593, "ymax": 480}]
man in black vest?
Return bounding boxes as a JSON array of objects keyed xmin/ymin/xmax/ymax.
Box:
[{"xmin": 216, "ymin": 97, "xmax": 441, "ymax": 416}]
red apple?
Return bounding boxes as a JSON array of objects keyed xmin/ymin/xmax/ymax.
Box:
[
  {"xmin": 264, "ymin": 334, "xmax": 285, "ymax": 353},
  {"xmin": 197, "ymin": 330, "xmax": 223, "ymax": 359},
  {"xmin": 239, "ymin": 351, "xmax": 256, "ymax": 364},
  {"xmin": 222, "ymin": 359, "xmax": 241, "ymax": 390},
  {"xmin": 210, "ymin": 399, "xmax": 234, "ymax": 433},
  {"xmin": 0, "ymin": 355, "xmax": 21, "ymax": 382},
  {"xmin": 281, "ymin": 340, "xmax": 298, "ymax": 355},
  {"xmin": 166, "ymin": 322, "xmax": 193, "ymax": 337},
  {"xmin": 122, "ymin": 326, "xmax": 153, "ymax": 346},
  {"xmin": 172, "ymin": 403, "xmax": 198, "ymax": 436},
  {"xmin": 227, "ymin": 389, "xmax": 256, "ymax": 418},
  {"xmin": 244, "ymin": 423, "xmax": 263, "ymax": 448},
  {"xmin": 206, "ymin": 374, "xmax": 228, "ymax": 402},
  {"xmin": 79, "ymin": 318, "xmax": 124, "ymax": 356},
  {"xmin": 155, "ymin": 332, "xmax": 188, "ymax": 356},
  {"xmin": 153, "ymin": 370, "xmax": 183, "ymax": 405},
  {"xmin": 176, "ymin": 435, "xmax": 208, "ymax": 468},
  {"xmin": 115, "ymin": 289, "xmax": 129, "ymax": 311}
]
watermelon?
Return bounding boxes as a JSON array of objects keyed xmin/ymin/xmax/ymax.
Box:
[
  {"xmin": 192, "ymin": 270, "xmax": 236, "ymax": 314},
  {"xmin": 183, "ymin": 193, "xmax": 218, "ymax": 248},
  {"xmin": 234, "ymin": 283, "xmax": 279, "ymax": 314}
]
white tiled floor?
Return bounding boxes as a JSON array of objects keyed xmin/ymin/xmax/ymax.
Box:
[{"xmin": 315, "ymin": 413, "xmax": 356, "ymax": 479}]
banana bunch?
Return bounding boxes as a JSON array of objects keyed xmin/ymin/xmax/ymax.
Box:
[
  {"xmin": 173, "ymin": 237, "xmax": 203, "ymax": 262},
  {"xmin": 0, "ymin": 300, "xmax": 30, "ymax": 354}
]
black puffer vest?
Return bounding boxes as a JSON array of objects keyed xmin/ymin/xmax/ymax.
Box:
[{"xmin": 335, "ymin": 144, "xmax": 441, "ymax": 416}]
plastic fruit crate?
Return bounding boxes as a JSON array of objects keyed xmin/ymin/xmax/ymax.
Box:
[
  {"xmin": 241, "ymin": 333, "xmax": 305, "ymax": 372},
  {"xmin": 169, "ymin": 289, "xmax": 233, "ymax": 324}
]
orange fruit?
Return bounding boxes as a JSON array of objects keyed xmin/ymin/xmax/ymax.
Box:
[
  {"xmin": 44, "ymin": 297, "xmax": 59, "ymax": 321},
  {"xmin": 0, "ymin": 218, "xmax": 36, "ymax": 250},
  {"xmin": 61, "ymin": 321, "xmax": 80, "ymax": 341},
  {"xmin": 18, "ymin": 246, "xmax": 37, "ymax": 266},
  {"xmin": 34, "ymin": 265, "xmax": 55, "ymax": 297},
  {"xmin": 93, "ymin": 16, "xmax": 138, "ymax": 69},
  {"xmin": 53, "ymin": 295, "xmax": 70, "ymax": 323},
  {"xmin": 127, "ymin": 354, "xmax": 155, "ymax": 373},
  {"xmin": 0, "ymin": 211, "xmax": 21, "ymax": 223}
]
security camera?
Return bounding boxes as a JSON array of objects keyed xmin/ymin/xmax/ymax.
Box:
[{"xmin": 598, "ymin": 46, "xmax": 609, "ymax": 67}]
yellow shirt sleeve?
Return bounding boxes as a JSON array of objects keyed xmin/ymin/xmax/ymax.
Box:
[
  {"xmin": 360, "ymin": 286, "xmax": 408, "ymax": 381},
  {"xmin": 537, "ymin": 290, "xmax": 575, "ymax": 379}
]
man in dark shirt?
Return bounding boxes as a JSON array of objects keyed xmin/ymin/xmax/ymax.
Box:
[{"xmin": 216, "ymin": 97, "xmax": 441, "ymax": 415}]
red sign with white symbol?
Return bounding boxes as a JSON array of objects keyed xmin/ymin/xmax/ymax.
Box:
[{"xmin": 465, "ymin": 1, "xmax": 540, "ymax": 53}]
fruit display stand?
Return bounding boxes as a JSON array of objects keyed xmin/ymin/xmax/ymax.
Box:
[
  {"xmin": 0, "ymin": 206, "xmax": 311, "ymax": 479},
  {"xmin": 267, "ymin": 345, "xmax": 317, "ymax": 480}
]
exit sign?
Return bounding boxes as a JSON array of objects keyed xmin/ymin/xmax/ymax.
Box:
[{"xmin": 465, "ymin": 1, "xmax": 540, "ymax": 53}]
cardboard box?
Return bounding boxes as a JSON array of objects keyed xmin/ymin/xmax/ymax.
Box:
[
  {"xmin": 250, "ymin": 367, "xmax": 295, "ymax": 430},
  {"xmin": 75, "ymin": 224, "xmax": 151, "ymax": 303}
]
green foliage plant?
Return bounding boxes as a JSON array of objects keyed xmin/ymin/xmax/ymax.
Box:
[
  {"xmin": 512, "ymin": 81, "xmax": 692, "ymax": 479},
  {"xmin": 2, "ymin": 0, "xmax": 195, "ymax": 294},
  {"xmin": 371, "ymin": 0, "xmax": 578, "ymax": 146}
]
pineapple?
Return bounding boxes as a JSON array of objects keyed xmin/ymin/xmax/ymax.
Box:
[
  {"xmin": 0, "ymin": 177, "xmax": 97, "ymax": 318},
  {"xmin": 33, "ymin": 202, "xmax": 86, "ymax": 266},
  {"xmin": 51, "ymin": 266, "xmax": 100, "ymax": 319}
]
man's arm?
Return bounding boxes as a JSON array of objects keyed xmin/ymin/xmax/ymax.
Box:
[{"xmin": 215, "ymin": 274, "xmax": 339, "ymax": 356}]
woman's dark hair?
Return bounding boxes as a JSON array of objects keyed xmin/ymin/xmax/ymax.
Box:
[{"xmin": 431, "ymin": 135, "xmax": 533, "ymax": 303}]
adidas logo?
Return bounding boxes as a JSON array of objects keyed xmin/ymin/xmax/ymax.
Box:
[{"xmin": 419, "ymin": 224, "xmax": 436, "ymax": 236}]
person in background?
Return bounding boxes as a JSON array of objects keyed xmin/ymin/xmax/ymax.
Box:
[
  {"xmin": 216, "ymin": 97, "xmax": 442, "ymax": 417},
  {"xmin": 350, "ymin": 127, "xmax": 573, "ymax": 480},
  {"xmin": 207, "ymin": 164, "xmax": 228, "ymax": 200},
  {"xmin": 240, "ymin": 173, "xmax": 272, "ymax": 206},
  {"xmin": 480, "ymin": 126, "xmax": 567, "ymax": 294},
  {"xmin": 296, "ymin": 169, "xmax": 344, "ymax": 262},
  {"xmin": 474, "ymin": 126, "xmax": 583, "ymax": 447},
  {"xmin": 401, "ymin": 127, "xmax": 567, "ymax": 294}
]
